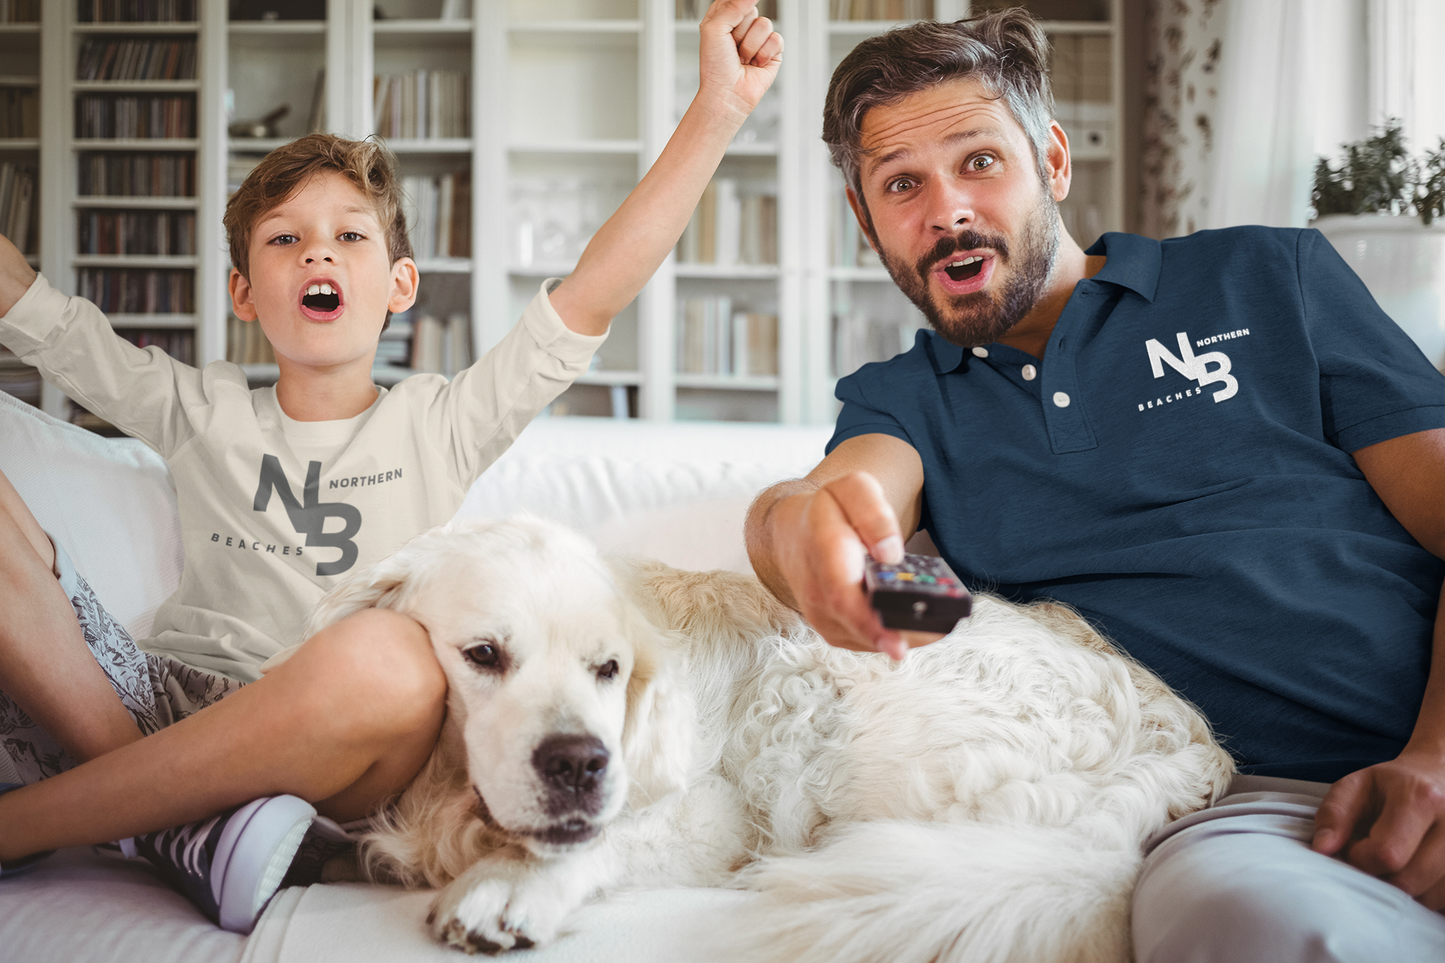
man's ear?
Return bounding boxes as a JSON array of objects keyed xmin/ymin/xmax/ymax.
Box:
[
  {"xmin": 229, "ymin": 268, "xmax": 257, "ymax": 322},
  {"xmin": 389, "ymin": 257, "xmax": 420, "ymax": 314},
  {"xmin": 845, "ymin": 186, "xmax": 882, "ymax": 255},
  {"xmin": 1046, "ymin": 120, "xmax": 1072, "ymax": 204}
]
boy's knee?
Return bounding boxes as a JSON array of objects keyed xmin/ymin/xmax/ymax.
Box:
[{"xmin": 304, "ymin": 608, "xmax": 444, "ymax": 729}]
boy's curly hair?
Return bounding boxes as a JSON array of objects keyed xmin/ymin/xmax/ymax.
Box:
[{"xmin": 224, "ymin": 133, "xmax": 413, "ymax": 279}]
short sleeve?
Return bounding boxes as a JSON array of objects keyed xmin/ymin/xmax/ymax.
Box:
[
  {"xmin": 1298, "ymin": 229, "xmax": 1445, "ymax": 451},
  {"xmin": 827, "ymin": 363, "xmax": 916, "ymax": 455}
]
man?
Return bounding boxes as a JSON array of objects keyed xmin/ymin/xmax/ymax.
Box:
[{"xmin": 744, "ymin": 9, "xmax": 1445, "ymax": 961}]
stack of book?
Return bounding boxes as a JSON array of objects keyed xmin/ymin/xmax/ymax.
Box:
[
  {"xmin": 76, "ymin": 94, "xmax": 195, "ymax": 139},
  {"xmin": 226, "ymin": 315, "xmax": 275, "ymax": 365},
  {"xmin": 78, "ymin": 152, "xmax": 194, "ymax": 196},
  {"xmin": 677, "ymin": 177, "xmax": 778, "ymax": 267},
  {"xmin": 832, "ymin": 311, "xmax": 916, "ymax": 378},
  {"xmin": 830, "ymin": 0, "xmax": 932, "ymax": 18},
  {"xmin": 78, "ymin": 267, "xmax": 193, "ymax": 314},
  {"xmin": 408, "ymin": 313, "xmax": 472, "ymax": 376},
  {"xmin": 0, "ymin": 85, "xmax": 37, "ymax": 139},
  {"xmin": 373, "ymin": 70, "xmax": 469, "ymax": 140},
  {"xmin": 401, "ymin": 171, "xmax": 471, "ymax": 259},
  {"xmin": 676, "ymin": 295, "xmax": 779, "ymax": 378},
  {"xmin": 0, "ymin": 1, "xmax": 40, "ymax": 21},
  {"xmin": 118, "ymin": 328, "xmax": 193, "ymax": 365},
  {"xmin": 0, "ymin": 163, "xmax": 36, "ymax": 255},
  {"xmin": 374, "ymin": 316, "xmax": 412, "ymax": 368},
  {"xmin": 77, "ymin": 209, "xmax": 195, "ymax": 256},
  {"xmin": 0, "ymin": 346, "xmax": 40, "ymax": 407},
  {"xmin": 75, "ymin": 38, "xmax": 197, "ymax": 81},
  {"xmin": 833, "ymin": 191, "xmax": 881, "ymax": 269}
]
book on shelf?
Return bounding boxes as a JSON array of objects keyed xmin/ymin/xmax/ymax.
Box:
[
  {"xmin": 78, "ymin": 209, "xmax": 196, "ymax": 256},
  {"xmin": 401, "ymin": 170, "xmax": 471, "ymax": 260},
  {"xmin": 76, "ymin": 38, "xmax": 197, "ymax": 82},
  {"xmin": 118, "ymin": 327, "xmax": 193, "ymax": 366},
  {"xmin": 676, "ymin": 295, "xmax": 778, "ymax": 378},
  {"xmin": 78, "ymin": 151, "xmax": 195, "ymax": 197},
  {"xmin": 79, "ymin": 267, "xmax": 194, "ymax": 314},
  {"xmin": 76, "ymin": 94, "xmax": 196, "ymax": 139},
  {"xmin": 0, "ymin": 162, "xmax": 36, "ymax": 256},
  {"xmin": 77, "ymin": 1, "xmax": 197, "ymax": 22},
  {"xmin": 678, "ymin": 177, "xmax": 778, "ymax": 267},
  {"xmin": 832, "ymin": 190, "xmax": 880, "ymax": 269},
  {"xmin": 832, "ymin": 311, "xmax": 916, "ymax": 378},
  {"xmin": 676, "ymin": 0, "xmax": 776, "ymax": 18},
  {"xmin": 375, "ymin": 316, "xmax": 412, "ymax": 367},
  {"xmin": 373, "ymin": 70, "xmax": 469, "ymax": 140},
  {"xmin": 305, "ymin": 68, "xmax": 325, "ymax": 135},
  {"xmin": 0, "ymin": 1, "xmax": 41, "ymax": 22},
  {"xmin": 0, "ymin": 345, "xmax": 41, "ymax": 407},
  {"xmin": 0, "ymin": 86, "xmax": 38, "ymax": 139},
  {"xmin": 830, "ymin": 0, "xmax": 933, "ymax": 19},
  {"xmin": 408, "ymin": 312, "xmax": 472, "ymax": 377},
  {"xmin": 226, "ymin": 315, "xmax": 276, "ymax": 365}
]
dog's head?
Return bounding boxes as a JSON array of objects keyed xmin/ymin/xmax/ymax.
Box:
[{"xmin": 306, "ymin": 516, "xmax": 694, "ymax": 856}]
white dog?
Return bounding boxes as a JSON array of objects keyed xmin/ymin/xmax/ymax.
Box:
[{"xmin": 301, "ymin": 515, "xmax": 1233, "ymax": 963}]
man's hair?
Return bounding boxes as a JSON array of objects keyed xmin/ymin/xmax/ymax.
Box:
[
  {"xmin": 822, "ymin": 9, "xmax": 1055, "ymax": 204},
  {"xmin": 224, "ymin": 133, "xmax": 413, "ymax": 279}
]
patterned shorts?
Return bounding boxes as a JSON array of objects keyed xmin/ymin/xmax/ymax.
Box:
[{"xmin": 0, "ymin": 537, "xmax": 243, "ymax": 785}]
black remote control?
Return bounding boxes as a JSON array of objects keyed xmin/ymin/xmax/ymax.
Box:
[{"xmin": 864, "ymin": 553, "xmax": 973, "ymax": 633}]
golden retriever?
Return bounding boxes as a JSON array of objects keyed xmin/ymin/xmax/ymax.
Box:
[{"xmin": 301, "ymin": 515, "xmax": 1233, "ymax": 962}]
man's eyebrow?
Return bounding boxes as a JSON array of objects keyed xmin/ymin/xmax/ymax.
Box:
[{"xmin": 863, "ymin": 127, "xmax": 1001, "ymax": 178}]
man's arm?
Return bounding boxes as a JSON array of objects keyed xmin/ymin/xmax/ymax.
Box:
[
  {"xmin": 1313, "ymin": 426, "xmax": 1445, "ymax": 907},
  {"xmin": 745, "ymin": 432, "xmax": 937, "ymax": 660},
  {"xmin": 547, "ymin": 0, "xmax": 781, "ymax": 336},
  {"xmin": 0, "ymin": 234, "xmax": 37, "ymax": 318}
]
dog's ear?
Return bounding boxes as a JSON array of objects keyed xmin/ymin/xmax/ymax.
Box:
[
  {"xmin": 620, "ymin": 611, "xmax": 694, "ymax": 808},
  {"xmin": 301, "ymin": 545, "xmax": 418, "ymax": 639}
]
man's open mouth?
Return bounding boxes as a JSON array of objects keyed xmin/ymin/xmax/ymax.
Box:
[{"xmin": 943, "ymin": 256, "xmax": 985, "ymax": 282}]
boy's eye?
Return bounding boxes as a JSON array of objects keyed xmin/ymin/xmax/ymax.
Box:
[
  {"xmin": 339, "ymin": 231, "xmax": 364, "ymax": 242},
  {"xmin": 269, "ymin": 233, "xmax": 298, "ymax": 246}
]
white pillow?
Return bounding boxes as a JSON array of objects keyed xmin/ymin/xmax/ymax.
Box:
[{"xmin": 0, "ymin": 391, "xmax": 182, "ymax": 640}]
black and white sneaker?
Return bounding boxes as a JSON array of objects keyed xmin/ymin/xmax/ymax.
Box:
[
  {"xmin": 0, "ymin": 783, "xmax": 54, "ymax": 879},
  {"xmin": 129, "ymin": 795, "xmax": 316, "ymax": 934}
]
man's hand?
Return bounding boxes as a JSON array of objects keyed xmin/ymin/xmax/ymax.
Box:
[
  {"xmin": 0, "ymin": 233, "xmax": 37, "ymax": 318},
  {"xmin": 747, "ymin": 434, "xmax": 943, "ymax": 661},
  {"xmin": 697, "ymin": 0, "xmax": 783, "ymax": 124},
  {"xmin": 1312, "ymin": 749, "xmax": 1445, "ymax": 908}
]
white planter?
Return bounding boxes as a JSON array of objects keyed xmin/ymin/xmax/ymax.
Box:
[{"xmin": 1312, "ymin": 214, "xmax": 1445, "ymax": 372}]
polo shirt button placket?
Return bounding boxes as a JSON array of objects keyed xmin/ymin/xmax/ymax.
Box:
[{"xmin": 1022, "ymin": 364, "xmax": 1037, "ymax": 381}]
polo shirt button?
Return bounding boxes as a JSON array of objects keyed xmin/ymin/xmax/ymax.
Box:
[
  {"xmin": 1052, "ymin": 391, "xmax": 1071, "ymax": 408},
  {"xmin": 1022, "ymin": 364, "xmax": 1037, "ymax": 381},
  {"xmin": 971, "ymin": 346, "xmax": 989, "ymax": 358}
]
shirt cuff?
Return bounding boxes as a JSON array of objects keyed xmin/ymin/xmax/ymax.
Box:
[
  {"xmin": 0, "ymin": 272, "xmax": 69, "ymax": 356},
  {"xmin": 520, "ymin": 278, "xmax": 608, "ymax": 364}
]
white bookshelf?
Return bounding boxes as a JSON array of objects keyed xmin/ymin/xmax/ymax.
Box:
[{"xmin": 14, "ymin": 0, "xmax": 1124, "ymax": 428}]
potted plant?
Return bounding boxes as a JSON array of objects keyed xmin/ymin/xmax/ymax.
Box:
[{"xmin": 1311, "ymin": 122, "xmax": 1445, "ymax": 372}]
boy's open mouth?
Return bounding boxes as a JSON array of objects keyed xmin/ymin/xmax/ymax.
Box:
[{"xmin": 299, "ymin": 280, "xmax": 344, "ymax": 320}]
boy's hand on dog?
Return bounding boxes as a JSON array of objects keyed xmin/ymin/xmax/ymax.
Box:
[
  {"xmin": 0, "ymin": 233, "xmax": 37, "ymax": 318},
  {"xmin": 1313, "ymin": 749, "xmax": 1445, "ymax": 909},
  {"xmin": 697, "ymin": 0, "xmax": 783, "ymax": 125}
]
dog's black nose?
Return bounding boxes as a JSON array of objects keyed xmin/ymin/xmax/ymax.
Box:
[{"xmin": 534, "ymin": 735, "xmax": 610, "ymax": 798}]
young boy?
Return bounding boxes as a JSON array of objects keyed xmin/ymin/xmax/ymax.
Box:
[{"xmin": 0, "ymin": 0, "xmax": 781, "ymax": 934}]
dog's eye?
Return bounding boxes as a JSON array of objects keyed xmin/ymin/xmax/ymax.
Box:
[
  {"xmin": 596, "ymin": 659, "xmax": 619, "ymax": 681},
  {"xmin": 464, "ymin": 642, "xmax": 502, "ymax": 672}
]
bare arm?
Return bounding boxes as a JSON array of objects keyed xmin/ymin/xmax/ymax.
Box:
[
  {"xmin": 745, "ymin": 433, "xmax": 934, "ymax": 660},
  {"xmin": 548, "ymin": 1, "xmax": 782, "ymax": 336},
  {"xmin": 0, "ymin": 233, "xmax": 37, "ymax": 318},
  {"xmin": 1313, "ymin": 427, "xmax": 1445, "ymax": 907}
]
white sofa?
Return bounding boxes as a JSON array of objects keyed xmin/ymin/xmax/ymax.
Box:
[{"xmin": 0, "ymin": 389, "xmax": 834, "ymax": 963}]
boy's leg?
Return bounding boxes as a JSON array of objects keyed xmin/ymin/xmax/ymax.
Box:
[
  {"xmin": 0, "ymin": 605, "xmax": 446, "ymax": 865},
  {"xmin": 1133, "ymin": 776, "xmax": 1445, "ymax": 962},
  {"xmin": 0, "ymin": 467, "xmax": 143, "ymax": 767}
]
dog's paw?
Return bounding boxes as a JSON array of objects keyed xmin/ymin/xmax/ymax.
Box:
[{"xmin": 427, "ymin": 871, "xmax": 571, "ymax": 954}]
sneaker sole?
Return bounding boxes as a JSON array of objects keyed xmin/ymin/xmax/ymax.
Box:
[{"xmin": 213, "ymin": 795, "xmax": 316, "ymax": 934}]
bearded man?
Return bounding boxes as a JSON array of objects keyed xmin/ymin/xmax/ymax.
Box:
[{"xmin": 744, "ymin": 9, "xmax": 1445, "ymax": 962}]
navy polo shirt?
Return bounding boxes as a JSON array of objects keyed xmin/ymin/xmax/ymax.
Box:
[{"xmin": 829, "ymin": 227, "xmax": 1445, "ymax": 782}]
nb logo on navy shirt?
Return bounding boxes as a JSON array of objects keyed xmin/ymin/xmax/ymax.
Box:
[
  {"xmin": 1146, "ymin": 332, "xmax": 1239, "ymax": 402},
  {"xmin": 252, "ymin": 454, "xmax": 362, "ymax": 577}
]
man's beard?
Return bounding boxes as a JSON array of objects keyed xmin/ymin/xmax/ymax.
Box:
[{"xmin": 875, "ymin": 190, "xmax": 1061, "ymax": 349}]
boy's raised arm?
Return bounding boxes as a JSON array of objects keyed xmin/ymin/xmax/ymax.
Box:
[
  {"xmin": 547, "ymin": 0, "xmax": 782, "ymax": 336},
  {"xmin": 0, "ymin": 234, "xmax": 38, "ymax": 318}
]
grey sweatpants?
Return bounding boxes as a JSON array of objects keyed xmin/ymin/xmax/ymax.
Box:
[
  {"xmin": 0, "ymin": 536, "xmax": 241, "ymax": 785},
  {"xmin": 1134, "ymin": 773, "xmax": 1445, "ymax": 962}
]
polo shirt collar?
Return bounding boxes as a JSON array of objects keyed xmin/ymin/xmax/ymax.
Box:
[{"xmin": 1084, "ymin": 232, "xmax": 1161, "ymax": 302}]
